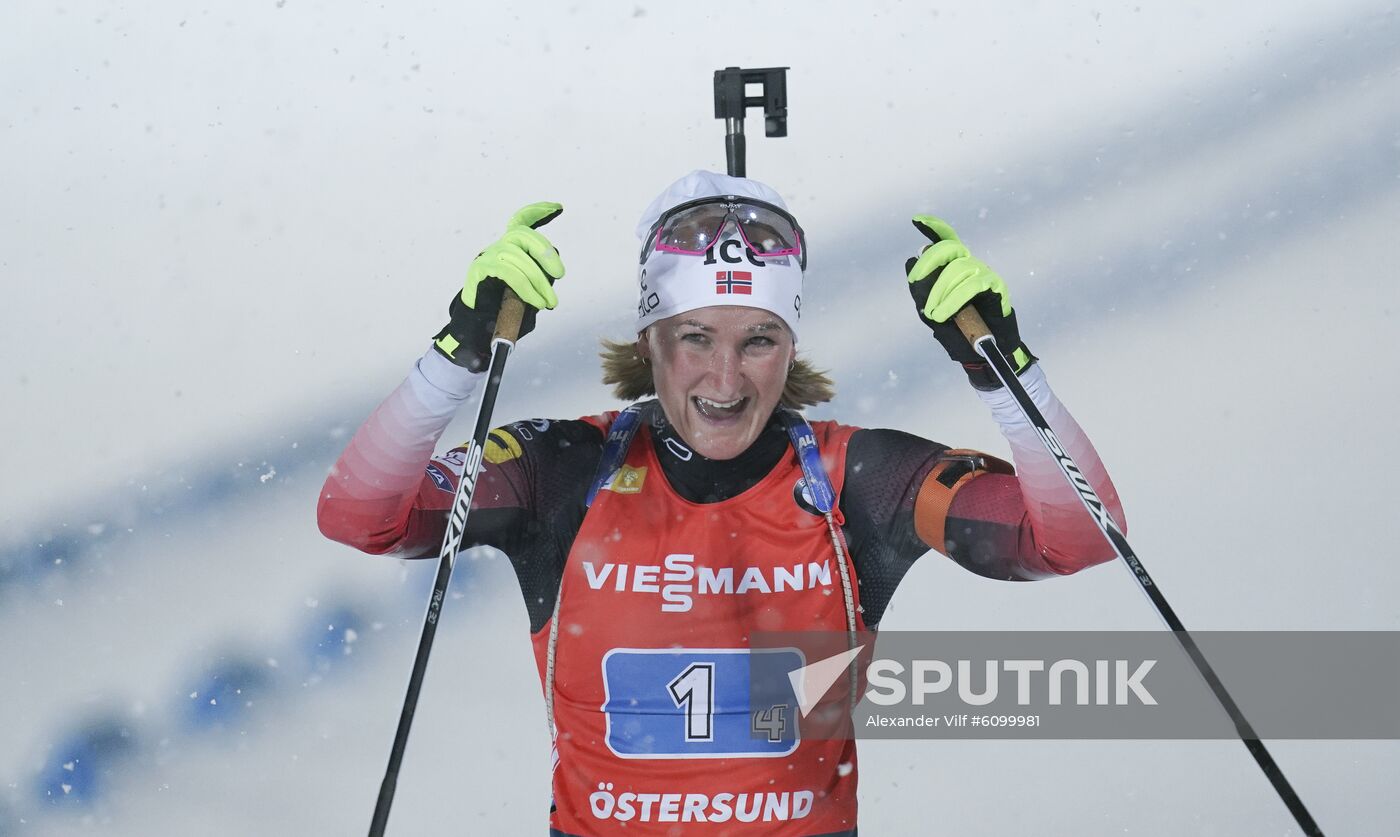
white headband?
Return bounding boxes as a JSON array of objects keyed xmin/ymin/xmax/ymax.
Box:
[{"xmin": 634, "ymin": 170, "xmax": 804, "ymax": 340}]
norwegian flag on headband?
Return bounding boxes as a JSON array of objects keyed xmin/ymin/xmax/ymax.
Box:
[{"xmin": 715, "ymin": 270, "xmax": 753, "ymax": 295}]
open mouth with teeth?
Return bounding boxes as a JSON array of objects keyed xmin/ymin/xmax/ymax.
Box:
[{"xmin": 692, "ymin": 395, "xmax": 749, "ymax": 421}]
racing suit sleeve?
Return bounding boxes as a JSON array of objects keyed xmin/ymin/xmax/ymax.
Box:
[
  {"xmin": 315, "ymin": 347, "xmax": 531, "ymax": 558},
  {"xmin": 927, "ymin": 363, "xmax": 1126, "ymax": 579},
  {"xmin": 843, "ymin": 364, "xmax": 1126, "ymax": 627}
]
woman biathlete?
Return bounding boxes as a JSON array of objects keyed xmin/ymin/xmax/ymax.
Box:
[{"xmin": 319, "ymin": 170, "xmax": 1126, "ymax": 835}]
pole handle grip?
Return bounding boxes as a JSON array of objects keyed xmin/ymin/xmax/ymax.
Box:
[
  {"xmin": 493, "ymin": 288, "xmax": 526, "ymax": 343},
  {"xmin": 953, "ymin": 306, "xmax": 993, "ymax": 346}
]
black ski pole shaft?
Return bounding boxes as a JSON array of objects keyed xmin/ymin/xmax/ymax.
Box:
[
  {"xmin": 367, "ymin": 292, "xmax": 529, "ymax": 837},
  {"xmin": 951, "ymin": 308, "xmax": 1324, "ymax": 836},
  {"xmin": 725, "ymin": 117, "xmax": 746, "ymax": 177}
]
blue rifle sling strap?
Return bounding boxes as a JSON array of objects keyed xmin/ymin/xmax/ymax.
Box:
[
  {"xmin": 776, "ymin": 408, "xmax": 836, "ymax": 514},
  {"xmin": 584, "ymin": 404, "xmax": 646, "ymax": 508},
  {"xmin": 778, "ymin": 407, "xmax": 860, "ymax": 705}
]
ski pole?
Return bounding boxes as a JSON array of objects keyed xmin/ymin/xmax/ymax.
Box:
[
  {"xmin": 952, "ymin": 308, "xmax": 1324, "ymax": 837},
  {"xmin": 367, "ymin": 291, "xmax": 528, "ymax": 837}
]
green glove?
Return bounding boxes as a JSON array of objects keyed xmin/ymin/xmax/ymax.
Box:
[
  {"xmin": 434, "ymin": 202, "xmax": 564, "ymax": 371},
  {"xmin": 904, "ymin": 215, "xmax": 1034, "ymax": 390}
]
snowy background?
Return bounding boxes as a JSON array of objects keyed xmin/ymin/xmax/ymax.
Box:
[{"xmin": 4, "ymin": 1, "xmax": 1398, "ymax": 834}]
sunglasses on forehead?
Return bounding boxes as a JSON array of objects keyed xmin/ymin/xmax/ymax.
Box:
[{"xmin": 640, "ymin": 195, "xmax": 807, "ymax": 270}]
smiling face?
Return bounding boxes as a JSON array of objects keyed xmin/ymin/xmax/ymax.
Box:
[{"xmin": 639, "ymin": 306, "xmax": 795, "ymax": 461}]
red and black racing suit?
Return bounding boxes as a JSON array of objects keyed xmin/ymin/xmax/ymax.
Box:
[{"xmin": 319, "ymin": 348, "xmax": 1125, "ymax": 835}]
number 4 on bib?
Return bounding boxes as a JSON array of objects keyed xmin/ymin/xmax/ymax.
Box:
[{"xmin": 601, "ymin": 648, "xmax": 802, "ymax": 759}]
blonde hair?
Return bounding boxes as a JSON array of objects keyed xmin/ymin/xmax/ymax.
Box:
[{"xmin": 599, "ymin": 338, "xmax": 835, "ymax": 409}]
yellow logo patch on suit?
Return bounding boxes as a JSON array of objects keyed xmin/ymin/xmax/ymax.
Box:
[
  {"xmin": 608, "ymin": 465, "xmax": 648, "ymax": 494},
  {"xmin": 484, "ymin": 428, "xmax": 524, "ymax": 464}
]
